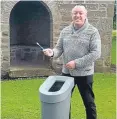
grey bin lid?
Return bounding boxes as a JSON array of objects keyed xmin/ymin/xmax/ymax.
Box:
[{"xmin": 39, "ymin": 76, "xmax": 74, "ymax": 103}]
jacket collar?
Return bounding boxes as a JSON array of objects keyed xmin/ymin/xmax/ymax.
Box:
[{"xmin": 70, "ymin": 18, "xmax": 89, "ymax": 34}]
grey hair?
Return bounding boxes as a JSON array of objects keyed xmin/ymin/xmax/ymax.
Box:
[{"xmin": 71, "ymin": 5, "xmax": 87, "ymax": 14}]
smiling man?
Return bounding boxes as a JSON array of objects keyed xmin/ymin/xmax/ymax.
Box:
[{"xmin": 43, "ymin": 5, "xmax": 101, "ymax": 119}]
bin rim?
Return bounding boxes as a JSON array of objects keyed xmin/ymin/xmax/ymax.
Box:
[{"xmin": 39, "ymin": 75, "xmax": 74, "ymax": 103}]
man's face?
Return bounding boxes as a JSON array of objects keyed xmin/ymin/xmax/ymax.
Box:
[{"xmin": 72, "ymin": 7, "xmax": 87, "ymax": 27}]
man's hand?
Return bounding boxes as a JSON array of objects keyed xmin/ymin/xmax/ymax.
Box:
[
  {"xmin": 43, "ymin": 48, "xmax": 53, "ymax": 57},
  {"xmin": 65, "ymin": 60, "xmax": 76, "ymax": 69}
]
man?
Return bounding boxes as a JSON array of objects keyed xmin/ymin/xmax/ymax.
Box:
[{"xmin": 43, "ymin": 5, "xmax": 101, "ymax": 119}]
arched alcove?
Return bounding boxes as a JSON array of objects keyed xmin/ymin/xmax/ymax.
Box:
[{"xmin": 10, "ymin": 1, "xmax": 52, "ymax": 68}]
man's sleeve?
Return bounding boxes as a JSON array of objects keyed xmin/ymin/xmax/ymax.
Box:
[
  {"xmin": 53, "ymin": 32, "xmax": 64, "ymax": 58},
  {"xmin": 74, "ymin": 29, "xmax": 101, "ymax": 68}
]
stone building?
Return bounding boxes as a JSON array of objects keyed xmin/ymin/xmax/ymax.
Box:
[{"xmin": 1, "ymin": 0, "xmax": 114, "ymax": 79}]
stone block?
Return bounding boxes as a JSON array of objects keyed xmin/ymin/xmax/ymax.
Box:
[
  {"xmin": 88, "ymin": 18, "xmax": 99, "ymax": 27},
  {"xmin": 62, "ymin": 1, "xmax": 73, "ymax": 4},
  {"xmin": 1, "ymin": 70, "xmax": 10, "ymax": 79},
  {"xmin": 1, "ymin": 51, "xmax": 10, "ymax": 61},
  {"xmin": 94, "ymin": 65, "xmax": 111, "ymax": 73},
  {"xmin": 1, "ymin": 61, "xmax": 10, "ymax": 71},
  {"xmin": 99, "ymin": 3, "xmax": 107, "ymax": 8},
  {"xmin": 1, "ymin": 44, "xmax": 9, "ymax": 49},
  {"xmin": 100, "ymin": 32, "xmax": 112, "ymax": 45},
  {"xmin": 96, "ymin": 18, "xmax": 113, "ymax": 32},
  {"xmin": 51, "ymin": 57, "xmax": 63, "ymax": 75},
  {"xmin": 1, "ymin": 50, "xmax": 10, "ymax": 56},
  {"xmin": 59, "ymin": 22, "xmax": 70, "ymax": 30},
  {"xmin": 107, "ymin": 4, "xmax": 114, "ymax": 17},
  {"xmin": 53, "ymin": 31, "xmax": 61, "ymax": 36},
  {"xmin": 95, "ymin": 59, "xmax": 104, "ymax": 66},
  {"xmin": 1, "ymin": 37, "xmax": 9, "ymax": 44},
  {"xmin": 104, "ymin": 56, "xmax": 111, "ymax": 66},
  {"xmin": 99, "ymin": 3, "xmax": 107, "ymax": 10},
  {"xmin": 58, "ymin": 4, "xmax": 76, "ymax": 11},
  {"xmin": 53, "ymin": 23, "xmax": 61, "ymax": 30},
  {"xmin": 24, "ymin": 48, "xmax": 30, "ymax": 52},
  {"xmin": 84, "ymin": 4, "xmax": 98, "ymax": 10},
  {"xmin": 1, "ymin": 24, "xmax": 9, "ymax": 31},
  {"xmin": 72, "ymin": 1, "xmax": 85, "ymax": 4},
  {"xmin": 9, "ymin": 68, "xmax": 56, "ymax": 78},
  {"xmin": 85, "ymin": 0, "xmax": 98, "ymax": 3},
  {"xmin": 61, "ymin": 16, "xmax": 72, "ymax": 22},
  {"xmin": 101, "ymin": 44, "xmax": 111, "ymax": 58},
  {"xmin": 2, "ymin": 55, "xmax": 9, "ymax": 62},
  {"xmin": 85, "ymin": 1, "xmax": 114, "ymax": 4},
  {"xmin": 2, "ymin": 31, "xmax": 9, "ymax": 36},
  {"xmin": 88, "ymin": 10, "xmax": 106, "ymax": 17}
]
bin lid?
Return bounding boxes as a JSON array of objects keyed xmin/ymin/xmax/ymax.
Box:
[{"xmin": 39, "ymin": 76, "xmax": 74, "ymax": 103}]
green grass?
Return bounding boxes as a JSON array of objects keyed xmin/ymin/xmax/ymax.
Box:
[
  {"xmin": 71, "ymin": 73, "xmax": 116, "ymax": 119},
  {"xmin": 1, "ymin": 73, "xmax": 116, "ymax": 119},
  {"xmin": 111, "ymin": 38, "xmax": 116, "ymax": 65},
  {"xmin": 112, "ymin": 30, "xmax": 117, "ymax": 37}
]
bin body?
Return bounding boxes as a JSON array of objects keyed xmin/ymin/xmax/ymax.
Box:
[
  {"xmin": 39, "ymin": 76, "xmax": 74, "ymax": 119},
  {"xmin": 41, "ymin": 93, "xmax": 71, "ymax": 119}
]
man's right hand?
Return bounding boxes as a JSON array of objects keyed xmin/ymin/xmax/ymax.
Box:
[{"xmin": 43, "ymin": 48, "xmax": 54, "ymax": 57}]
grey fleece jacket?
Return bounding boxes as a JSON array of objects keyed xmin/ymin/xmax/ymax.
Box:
[{"xmin": 53, "ymin": 19, "xmax": 101, "ymax": 76}]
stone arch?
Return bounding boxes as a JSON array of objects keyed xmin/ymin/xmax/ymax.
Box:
[{"xmin": 9, "ymin": 1, "xmax": 53, "ymax": 68}]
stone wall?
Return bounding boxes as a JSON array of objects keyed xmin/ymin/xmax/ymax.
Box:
[
  {"xmin": 10, "ymin": 46, "xmax": 45, "ymax": 64},
  {"xmin": 1, "ymin": 0, "xmax": 114, "ymax": 78}
]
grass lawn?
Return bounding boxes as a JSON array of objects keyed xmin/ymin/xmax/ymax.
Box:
[
  {"xmin": 112, "ymin": 30, "xmax": 117, "ymax": 37},
  {"xmin": 1, "ymin": 73, "xmax": 116, "ymax": 119}
]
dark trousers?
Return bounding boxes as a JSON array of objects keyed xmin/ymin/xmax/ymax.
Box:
[{"xmin": 62, "ymin": 73, "xmax": 97, "ymax": 119}]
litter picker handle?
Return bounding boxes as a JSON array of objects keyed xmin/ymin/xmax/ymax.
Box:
[{"xmin": 36, "ymin": 42, "xmax": 44, "ymax": 50}]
